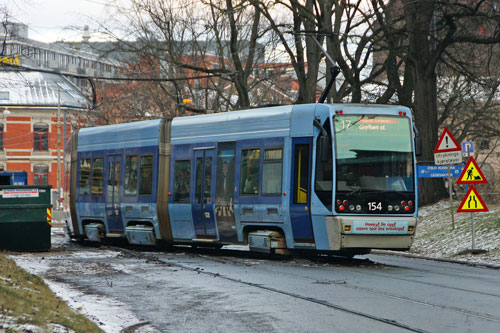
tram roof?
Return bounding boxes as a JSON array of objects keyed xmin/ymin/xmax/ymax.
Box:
[
  {"xmin": 170, "ymin": 103, "xmax": 411, "ymax": 144},
  {"xmin": 77, "ymin": 104, "xmax": 412, "ymax": 151},
  {"xmin": 78, "ymin": 119, "xmax": 162, "ymax": 151},
  {"xmin": 171, "ymin": 105, "xmax": 297, "ymax": 144}
]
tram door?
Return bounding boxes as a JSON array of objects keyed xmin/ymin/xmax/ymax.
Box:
[
  {"xmin": 290, "ymin": 138, "xmax": 314, "ymax": 242},
  {"xmin": 192, "ymin": 149, "xmax": 217, "ymax": 238},
  {"xmin": 106, "ymin": 155, "xmax": 124, "ymax": 233},
  {"xmin": 215, "ymin": 142, "xmax": 237, "ymax": 242}
]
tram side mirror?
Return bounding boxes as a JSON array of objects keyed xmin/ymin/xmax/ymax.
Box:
[
  {"xmin": 320, "ymin": 135, "xmax": 330, "ymax": 162},
  {"xmin": 415, "ymin": 137, "xmax": 423, "ymax": 157}
]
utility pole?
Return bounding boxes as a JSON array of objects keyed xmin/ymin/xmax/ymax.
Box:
[
  {"xmin": 57, "ymin": 89, "xmax": 61, "ymax": 209},
  {"xmin": 62, "ymin": 108, "xmax": 67, "ymax": 209}
]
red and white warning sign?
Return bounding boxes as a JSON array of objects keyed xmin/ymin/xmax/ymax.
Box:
[
  {"xmin": 434, "ymin": 128, "xmax": 461, "ymax": 153},
  {"xmin": 434, "ymin": 128, "xmax": 462, "ymax": 165}
]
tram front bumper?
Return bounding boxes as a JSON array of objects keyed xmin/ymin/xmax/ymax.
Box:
[{"xmin": 325, "ymin": 216, "xmax": 417, "ymax": 251}]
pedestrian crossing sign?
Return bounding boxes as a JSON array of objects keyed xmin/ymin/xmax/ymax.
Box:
[
  {"xmin": 457, "ymin": 185, "xmax": 488, "ymax": 213},
  {"xmin": 456, "ymin": 156, "xmax": 488, "ymax": 184}
]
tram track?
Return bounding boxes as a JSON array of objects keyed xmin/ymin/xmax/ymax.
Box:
[
  {"xmin": 67, "ymin": 237, "xmax": 499, "ymax": 333},
  {"xmin": 158, "ymin": 245, "xmax": 500, "ymax": 299},
  {"xmin": 111, "ymin": 246, "xmax": 427, "ymax": 332},
  {"xmin": 106, "ymin": 243, "xmax": 500, "ymax": 330},
  {"xmin": 191, "ymin": 250, "xmax": 500, "ymax": 324}
]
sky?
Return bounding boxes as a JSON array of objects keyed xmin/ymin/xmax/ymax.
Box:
[{"xmin": 3, "ymin": 0, "xmax": 123, "ymax": 43}]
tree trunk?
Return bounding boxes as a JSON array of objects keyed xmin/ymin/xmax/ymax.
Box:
[
  {"xmin": 414, "ymin": 68, "xmax": 447, "ymax": 204},
  {"xmin": 404, "ymin": 0, "xmax": 447, "ymax": 205}
]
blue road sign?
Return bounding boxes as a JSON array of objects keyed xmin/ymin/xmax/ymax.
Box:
[
  {"xmin": 462, "ymin": 141, "xmax": 474, "ymax": 154},
  {"xmin": 418, "ymin": 165, "xmax": 465, "ymax": 178}
]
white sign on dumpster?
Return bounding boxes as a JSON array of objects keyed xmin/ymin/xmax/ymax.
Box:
[{"xmin": 1, "ymin": 189, "xmax": 39, "ymax": 198}]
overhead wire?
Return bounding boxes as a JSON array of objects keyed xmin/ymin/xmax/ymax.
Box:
[{"xmin": 1, "ymin": 62, "xmax": 230, "ymax": 82}]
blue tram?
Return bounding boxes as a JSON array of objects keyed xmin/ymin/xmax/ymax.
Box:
[{"xmin": 64, "ymin": 104, "xmax": 419, "ymax": 256}]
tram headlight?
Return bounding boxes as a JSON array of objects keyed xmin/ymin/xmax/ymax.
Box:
[
  {"xmin": 349, "ymin": 204, "xmax": 355, "ymax": 211},
  {"xmin": 356, "ymin": 205, "xmax": 362, "ymax": 211},
  {"xmin": 394, "ymin": 205, "xmax": 400, "ymax": 212},
  {"xmin": 388, "ymin": 205, "xmax": 393, "ymax": 212}
]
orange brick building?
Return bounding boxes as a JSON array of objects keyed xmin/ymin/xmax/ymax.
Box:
[{"xmin": 0, "ymin": 70, "xmax": 88, "ymax": 191}]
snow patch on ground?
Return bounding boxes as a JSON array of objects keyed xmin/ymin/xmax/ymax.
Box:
[
  {"xmin": 12, "ymin": 241, "xmax": 160, "ymax": 332},
  {"xmin": 410, "ymin": 200, "xmax": 500, "ymax": 266}
]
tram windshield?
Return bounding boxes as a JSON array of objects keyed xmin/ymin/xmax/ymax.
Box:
[{"xmin": 334, "ymin": 115, "xmax": 414, "ymax": 194}]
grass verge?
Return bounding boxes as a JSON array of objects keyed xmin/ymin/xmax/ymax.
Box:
[{"xmin": 0, "ymin": 252, "xmax": 102, "ymax": 332}]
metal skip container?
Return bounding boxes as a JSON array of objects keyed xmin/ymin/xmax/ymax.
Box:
[{"xmin": 0, "ymin": 185, "xmax": 52, "ymax": 251}]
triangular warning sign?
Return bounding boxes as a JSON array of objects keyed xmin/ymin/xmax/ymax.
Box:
[
  {"xmin": 434, "ymin": 128, "xmax": 461, "ymax": 153},
  {"xmin": 457, "ymin": 185, "xmax": 488, "ymax": 213},
  {"xmin": 456, "ymin": 156, "xmax": 488, "ymax": 184}
]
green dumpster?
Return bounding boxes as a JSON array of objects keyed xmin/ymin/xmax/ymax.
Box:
[{"xmin": 0, "ymin": 185, "xmax": 52, "ymax": 251}]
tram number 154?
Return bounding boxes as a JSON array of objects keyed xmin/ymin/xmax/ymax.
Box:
[{"xmin": 368, "ymin": 202, "xmax": 383, "ymax": 211}]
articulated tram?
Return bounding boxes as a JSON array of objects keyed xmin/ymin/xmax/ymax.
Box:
[{"xmin": 63, "ymin": 103, "xmax": 419, "ymax": 256}]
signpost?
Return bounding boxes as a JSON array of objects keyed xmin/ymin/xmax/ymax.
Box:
[
  {"xmin": 456, "ymin": 156, "xmax": 488, "ymax": 254},
  {"xmin": 434, "ymin": 128, "xmax": 462, "ymax": 229}
]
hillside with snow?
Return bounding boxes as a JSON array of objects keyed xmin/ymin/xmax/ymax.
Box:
[{"xmin": 408, "ymin": 200, "xmax": 500, "ymax": 267}]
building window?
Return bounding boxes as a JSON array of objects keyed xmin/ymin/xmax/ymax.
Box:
[
  {"xmin": 240, "ymin": 148, "xmax": 260, "ymax": 195},
  {"xmin": 34, "ymin": 124, "xmax": 49, "ymax": 151},
  {"xmin": 139, "ymin": 155, "xmax": 153, "ymax": 195},
  {"xmin": 479, "ymin": 139, "xmax": 489, "ymax": 150},
  {"xmin": 34, "ymin": 164, "xmax": 49, "ymax": 185},
  {"xmin": 262, "ymin": 148, "xmax": 283, "ymax": 195}
]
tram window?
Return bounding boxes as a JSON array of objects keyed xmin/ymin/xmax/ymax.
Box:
[
  {"xmin": 240, "ymin": 148, "xmax": 260, "ymax": 195},
  {"xmin": 195, "ymin": 158, "xmax": 203, "ymax": 203},
  {"xmin": 91, "ymin": 158, "xmax": 104, "ymax": 196},
  {"xmin": 124, "ymin": 155, "xmax": 138, "ymax": 195},
  {"xmin": 314, "ymin": 119, "xmax": 333, "ymax": 209},
  {"xmin": 293, "ymin": 145, "xmax": 310, "ymax": 204},
  {"xmin": 139, "ymin": 155, "xmax": 153, "ymax": 195},
  {"xmin": 79, "ymin": 158, "xmax": 91, "ymax": 196},
  {"xmin": 262, "ymin": 148, "xmax": 282, "ymax": 195},
  {"xmin": 203, "ymin": 157, "xmax": 212, "ymax": 203},
  {"xmin": 173, "ymin": 160, "xmax": 190, "ymax": 203}
]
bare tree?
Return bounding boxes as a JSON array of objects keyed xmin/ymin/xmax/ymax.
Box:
[
  {"xmin": 369, "ymin": 0, "xmax": 500, "ymax": 204},
  {"xmin": 93, "ymin": 0, "xmax": 277, "ymax": 116}
]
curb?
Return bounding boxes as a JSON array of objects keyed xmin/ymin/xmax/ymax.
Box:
[{"xmin": 372, "ymin": 249, "xmax": 500, "ymax": 270}]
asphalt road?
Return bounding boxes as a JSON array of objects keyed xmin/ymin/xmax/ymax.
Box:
[{"xmin": 11, "ymin": 234, "xmax": 500, "ymax": 333}]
